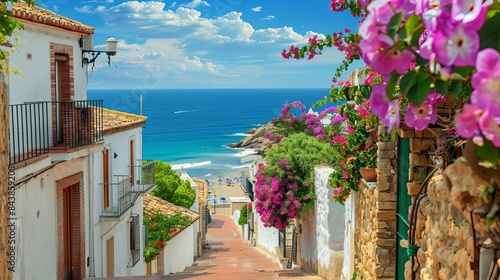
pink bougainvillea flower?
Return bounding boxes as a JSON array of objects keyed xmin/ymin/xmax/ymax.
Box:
[
  {"xmin": 478, "ymin": 111, "xmax": 500, "ymax": 147},
  {"xmin": 470, "ymin": 48, "xmax": 500, "ymax": 117},
  {"xmin": 418, "ymin": 30, "xmax": 434, "ymax": 60},
  {"xmin": 369, "ymin": 83, "xmax": 389, "ymax": 117},
  {"xmin": 404, "ymin": 101, "xmax": 437, "ymax": 131},
  {"xmin": 381, "ymin": 100, "xmax": 400, "ymax": 133},
  {"xmin": 451, "ymin": 0, "xmax": 490, "ymax": 30},
  {"xmin": 432, "ymin": 22, "xmax": 479, "ymax": 67},
  {"xmin": 427, "ymin": 89, "xmax": 447, "ymax": 104},
  {"xmin": 455, "ymin": 104, "xmax": 482, "ymax": 138},
  {"xmin": 361, "ymin": 34, "xmax": 416, "ymax": 74}
]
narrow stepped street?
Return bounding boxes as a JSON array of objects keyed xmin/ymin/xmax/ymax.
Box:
[{"xmin": 88, "ymin": 214, "xmax": 322, "ymax": 280}]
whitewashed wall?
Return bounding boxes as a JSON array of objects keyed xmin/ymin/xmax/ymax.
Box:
[
  {"xmin": 300, "ymin": 166, "xmax": 345, "ymax": 279},
  {"xmin": 9, "ymin": 22, "xmax": 87, "ymax": 104},
  {"xmin": 92, "ymin": 127, "xmax": 146, "ymax": 277},
  {"xmin": 180, "ymin": 172, "xmax": 200, "ymax": 259},
  {"xmin": 14, "ymin": 159, "xmax": 90, "ymax": 280},
  {"xmin": 256, "ymin": 212, "xmax": 279, "ymax": 255},
  {"xmin": 232, "ymin": 210, "xmax": 249, "ymax": 240},
  {"xmin": 163, "ymin": 224, "xmax": 196, "ymax": 274}
]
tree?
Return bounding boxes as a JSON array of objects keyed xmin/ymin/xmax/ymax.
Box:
[
  {"xmin": 1, "ymin": 0, "xmax": 25, "ymax": 73},
  {"xmin": 238, "ymin": 204, "xmax": 248, "ymax": 225},
  {"xmin": 151, "ymin": 161, "xmax": 195, "ymax": 209}
]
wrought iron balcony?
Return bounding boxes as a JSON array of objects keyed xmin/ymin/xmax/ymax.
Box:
[
  {"xmin": 100, "ymin": 175, "xmax": 140, "ymax": 221},
  {"xmin": 131, "ymin": 160, "xmax": 157, "ymax": 194},
  {"xmin": 9, "ymin": 100, "xmax": 104, "ymax": 165}
]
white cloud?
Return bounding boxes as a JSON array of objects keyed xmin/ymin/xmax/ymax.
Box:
[
  {"xmin": 170, "ymin": 1, "xmax": 177, "ymax": 8},
  {"xmin": 252, "ymin": 6, "xmax": 262, "ymax": 12},
  {"xmin": 95, "ymin": 5, "xmax": 106, "ymax": 12},
  {"xmin": 86, "ymin": 1, "xmax": 341, "ymax": 87},
  {"xmin": 251, "ymin": 26, "xmax": 305, "ymax": 43},
  {"xmin": 260, "ymin": 15, "xmax": 275, "ymax": 21},
  {"xmin": 180, "ymin": 0, "xmax": 210, "ymax": 9},
  {"xmin": 74, "ymin": 5, "xmax": 95, "ymax": 13}
]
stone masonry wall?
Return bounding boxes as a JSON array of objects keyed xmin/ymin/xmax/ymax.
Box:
[
  {"xmin": 355, "ymin": 125, "xmax": 397, "ymax": 279},
  {"xmin": 0, "ymin": 79, "xmax": 12, "ymax": 280},
  {"xmin": 415, "ymin": 172, "xmax": 474, "ymax": 279},
  {"xmin": 397, "ymin": 99, "xmax": 473, "ymax": 279}
]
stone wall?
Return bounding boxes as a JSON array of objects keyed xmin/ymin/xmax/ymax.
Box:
[
  {"xmin": 397, "ymin": 99, "xmax": 476, "ymax": 279},
  {"xmin": 0, "ymin": 79, "xmax": 12, "ymax": 280},
  {"xmin": 415, "ymin": 171, "xmax": 474, "ymax": 279},
  {"xmin": 355, "ymin": 125, "xmax": 397, "ymax": 279}
]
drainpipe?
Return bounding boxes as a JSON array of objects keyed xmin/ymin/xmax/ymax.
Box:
[
  {"xmin": 89, "ymin": 154, "xmax": 95, "ymax": 276},
  {"xmin": 479, "ymin": 238, "xmax": 495, "ymax": 280}
]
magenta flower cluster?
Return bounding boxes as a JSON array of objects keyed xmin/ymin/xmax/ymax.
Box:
[
  {"xmin": 456, "ymin": 49, "xmax": 500, "ymax": 148},
  {"xmin": 270, "ymin": 101, "xmax": 338, "ymax": 142},
  {"xmin": 357, "ymin": 0, "xmax": 500, "ymax": 153},
  {"xmin": 254, "ymin": 161, "xmax": 312, "ymax": 229}
]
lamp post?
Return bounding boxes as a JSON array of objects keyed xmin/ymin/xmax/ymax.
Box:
[
  {"xmin": 213, "ymin": 190, "xmax": 216, "ymax": 214},
  {"xmin": 82, "ymin": 37, "xmax": 119, "ymax": 67}
]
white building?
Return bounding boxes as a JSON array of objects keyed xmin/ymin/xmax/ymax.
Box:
[
  {"xmin": 143, "ymin": 194, "xmax": 200, "ymax": 275},
  {"xmin": 6, "ymin": 3, "xmax": 153, "ymax": 279}
]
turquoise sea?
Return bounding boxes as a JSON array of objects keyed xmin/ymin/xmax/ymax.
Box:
[{"xmin": 88, "ymin": 88, "xmax": 331, "ymax": 179}]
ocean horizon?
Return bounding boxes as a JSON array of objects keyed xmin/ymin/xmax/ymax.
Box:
[{"xmin": 88, "ymin": 88, "xmax": 333, "ymax": 179}]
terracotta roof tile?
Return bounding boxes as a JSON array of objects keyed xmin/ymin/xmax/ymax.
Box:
[
  {"xmin": 143, "ymin": 194, "xmax": 200, "ymax": 223},
  {"xmin": 193, "ymin": 179, "xmax": 208, "ymax": 205},
  {"xmin": 12, "ymin": 2, "xmax": 94, "ymax": 35},
  {"xmin": 102, "ymin": 108, "xmax": 147, "ymax": 135}
]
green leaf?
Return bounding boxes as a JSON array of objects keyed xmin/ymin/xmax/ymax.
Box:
[
  {"xmin": 450, "ymin": 81, "xmax": 462, "ymax": 98},
  {"xmin": 400, "ymin": 70, "xmax": 417, "ymax": 96},
  {"xmin": 476, "ymin": 141, "xmax": 500, "ymax": 165},
  {"xmin": 407, "ymin": 74, "xmax": 431, "ymax": 106},
  {"xmin": 387, "ymin": 12, "xmax": 403, "ymax": 38},
  {"xmin": 409, "ymin": 25, "xmax": 425, "ymax": 47},
  {"xmin": 479, "ymin": 13, "xmax": 500, "ymax": 51},
  {"xmin": 386, "ymin": 72, "xmax": 401, "ymax": 99},
  {"xmin": 434, "ymin": 79, "xmax": 449, "ymax": 95},
  {"xmin": 405, "ymin": 15, "xmax": 420, "ymax": 37}
]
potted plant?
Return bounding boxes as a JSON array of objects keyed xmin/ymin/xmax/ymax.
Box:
[{"xmin": 330, "ymin": 100, "xmax": 379, "ymax": 203}]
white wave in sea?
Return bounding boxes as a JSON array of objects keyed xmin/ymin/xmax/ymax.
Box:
[
  {"xmin": 232, "ymin": 149, "xmax": 258, "ymax": 157},
  {"xmin": 203, "ymin": 173, "xmax": 212, "ymax": 177},
  {"xmin": 171, "ymin": 161, "xmax": 212, "ymax": 170},
  {"xmin": 225, "ymin": 133, "xmax": 252, "ymax": 137},
  {"xmin": 252, "ymin": 123, "xmax": 262, "ymax": 127},
  {"xmin": 172, "ymin": 110, "xmax": 199, "ymax": 114}
]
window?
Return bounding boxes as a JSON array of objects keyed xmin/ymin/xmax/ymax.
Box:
[{"xmin": 128, "ymin": 214, "xmax": 140, "ymax": 267}]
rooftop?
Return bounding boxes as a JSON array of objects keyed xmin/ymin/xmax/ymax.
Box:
[
  {"xmin": 12, "ymin": 2, "xmax": 94, "ymax": 35},
  {"xmin": 102, "ymin": 108, "xmax": 147, "ymax": 135},
  {"xmin": 193, "ymin": 179, "xmax": 208, "ymax": 205},
  {"xmin": 143, "ymin": 194, "xmax": 200, "ymax": 224}
]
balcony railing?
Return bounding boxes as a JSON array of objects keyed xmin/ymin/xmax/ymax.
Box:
[
  {"xmin": 131, "ymin": 160, "xmax": 157, "ymax": 194},
  {"xmin": 101, "ymin": 175, "xmax": 139, "ymax": 221},
  {"xmin": 9, "ymin": 100, "xmax": 104, "ymax": 165},
  {"xmin": 9, "ymin": 102, "xmax": 50, "ymax": 164}
]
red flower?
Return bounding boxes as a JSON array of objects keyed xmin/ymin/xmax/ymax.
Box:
[
  {"xmin": 156, "ymin": 240, "xmax": 165, "ymax": 248},
  {"xmin": 170, "ymin": 228, "xmax": 177, "ymax": 233}
]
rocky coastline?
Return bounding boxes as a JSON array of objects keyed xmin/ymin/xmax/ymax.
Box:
[{"xmin": 226, "ymin": 122, "xmax": 274, "ymax": 156}]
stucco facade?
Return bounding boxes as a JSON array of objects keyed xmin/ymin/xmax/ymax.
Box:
[{"xmin": 6, "ymin": 3, "xmax": 150, "ymax": 279}]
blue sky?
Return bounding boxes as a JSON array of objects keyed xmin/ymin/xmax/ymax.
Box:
[{"xmin": 44, "ymin": 0, "xmax": 363, "ymax": 89}]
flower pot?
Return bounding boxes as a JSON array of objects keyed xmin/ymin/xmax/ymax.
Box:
[{"xmin": 359, "ymin": 167, "xmax": 377, "ymax": 182}]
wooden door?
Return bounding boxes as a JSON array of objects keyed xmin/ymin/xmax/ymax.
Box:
[
  {"xmin": 63, "ymin": 186, "xmax": 75, "ymax": 280},
  {"xmin": 396, "ymin": 137, "xmax": 411, "ymax": 278},
  {"xmin": 106, "ymin": 236, "xmax": 114, "ymax": 277},
  {"xmin": 103, "ymin": 149, "xmax": 109, "ymax": 209}
]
